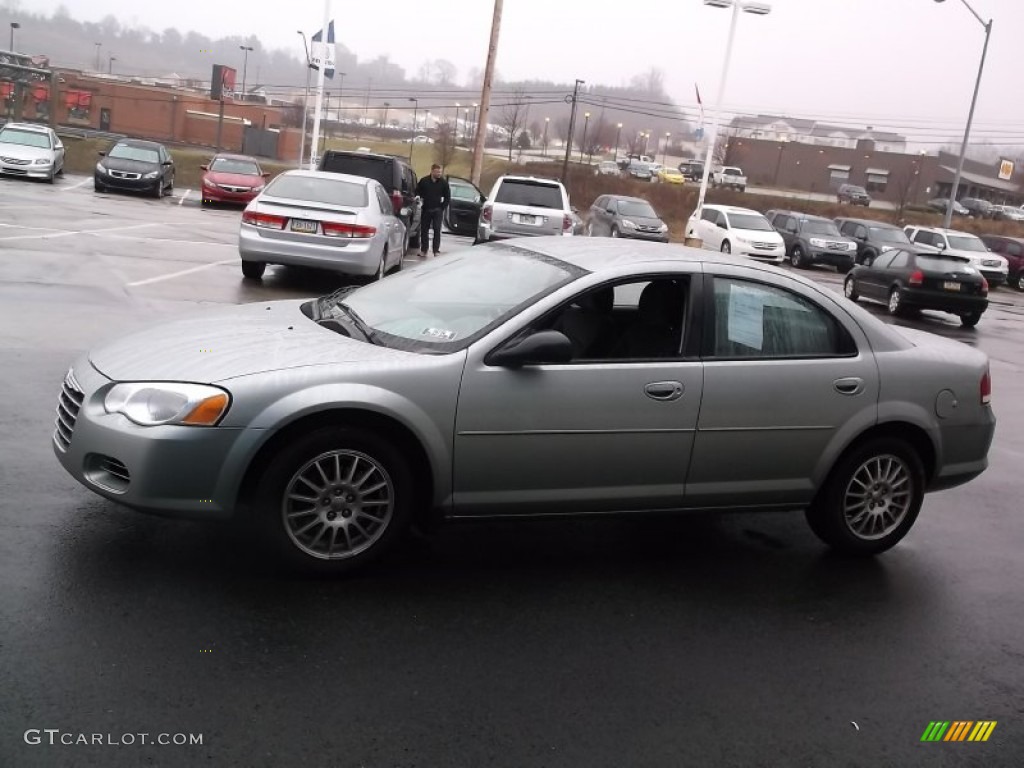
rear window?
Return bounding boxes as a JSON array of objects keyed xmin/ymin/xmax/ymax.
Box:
[
  {"xmin": 264, "ymin": 175, "xmax": 368, "ymax": 207},
  {"xmin": 318, "ymin": 153, "xmax": 393, "ymax": 188},
  {"xmin": 495, "ymin": 180, "xmax": 564, "ymax": 209},
  {"xmin": 916, "ymin": 255, "xmax": 973, "ymax": 273}
]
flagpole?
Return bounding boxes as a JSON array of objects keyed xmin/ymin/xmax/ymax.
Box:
[{"xmin": 308, "ymin": 0, "xmax": 331, "ymax": 169}]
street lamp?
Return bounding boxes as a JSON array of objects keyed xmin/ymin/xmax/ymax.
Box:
[
  {"xmin": 239, "ymin": 45, "xmax": 254, "ymax": 102},
  {"xmin": 471, "ymin": 103, "xmax": 478, "ymax": 142},
  {"xmin": 614, "ymin": 122, "xmax": 622, "ymax": 162},
  {"xmin": 94, "ymin": 42, "xmax": 102, "ymax": 71},
  {"xmin": 108, "ymin": 55, "xmax": 116, "ymax": 75},
  {"xmin": 463, "ymin": 106, "xmax": 470, "ymax": 144},
  {"xmin": 543, "ymin": 117, "xmax": 550, "ymax": 156},
  {"xmin": 692, "ymin": 0, "xmax": 772, "ymax": 232},
  {"xmin": 663, "ymin": 131, "xmax": 671, "ymax": 164},
  {"xmin": 408, "ymin": 97, "xmax": 418, "ymax": 162},
  {"xmin": 9, "ymin": 22, "xmax": 19, "ymax": 53},
  {"xmin": 579, "ymin": 112, "xmax": 590, "ymax": 162},
  {"xmin": 453, "ymin": 102, "xmax": 460, "ymax": 141},
  {"xmin": 297, "ymin": 30, "xmax": 313, "ymax": 168},
  {"xmin": 934, "ymin": 0, "xmax": 993, "ymax": 228}
]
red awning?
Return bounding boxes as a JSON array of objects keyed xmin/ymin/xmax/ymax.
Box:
[{"xmin": 0, "ymin": 81, "xmax": 13, "ymax": 99}]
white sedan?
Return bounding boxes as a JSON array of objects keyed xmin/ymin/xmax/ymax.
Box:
[{"xmin": 0, "ymin": 122, "xmax": 65, "ymax": 183}]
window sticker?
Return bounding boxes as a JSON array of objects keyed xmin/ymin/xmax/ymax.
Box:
[
  {"xmin": 421, "ymin": 327, "xmax": 457, "ymax": 341},
  {"xmin": 727, "ymin": 283, "xmax": 764, "ymax": 350}
]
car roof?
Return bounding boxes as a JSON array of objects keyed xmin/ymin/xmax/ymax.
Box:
[
  {"xmin": 606, "ymin": 195, "xmax": 650, "ymax": 203},
  {"xmin": 771, "ymin": 209, "xmax": 831, "ymax": 222},
  {"xmin": 499, "ymin": 175, "xmax": 563, "ymax": 186},
  {"xmin": 497, "ymin": 235, "xmax": 757, "ymax": 272},
  {"xmin": 323, "ymin": 148, "xmax": 402, "ymax": 163},
  {"xmin": 114, "ymin": 138, "xmax": 165, "ymax": 149},
  {"xmin": 1, "ymin": 122, "xmax": 50, "ymax": 133},
  {"xmin": 704, "ymin": 204, "xmax": 763, "ymax": 215},
  {"xmin": 835, "ymin": 217, "xmax": 900, "ymax": 229},
  {"xmin": 912, "ymin": 225, "xmax": 981, "ymax": 237}
]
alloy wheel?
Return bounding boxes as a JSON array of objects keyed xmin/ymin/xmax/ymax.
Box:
[
  {"xmin": 842, "ymin": 454, "xmax": 913, "ymax": 541},
  {"xmin": 282, "ymin": 450, "xmax": 395, "ymax": 561},
  {"xmin": 888, "ymin": 288, "xmax": 902, "ymax": 315}
]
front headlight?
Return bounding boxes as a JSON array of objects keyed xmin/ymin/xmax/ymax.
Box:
[
  {"xmin": 95, "ymin": 162, "xmax": 107, "ymax": 173},
  {"xmin": 143, "ymin": 171, "xmax": 160, "ymax": 179},
  {"xmin": 202, "ymin": 178, "xmax": 216, "ymax": 187},
  {"xmin": 737, "ymin": 236, "xmax": 752, "ymax": 244},
  {"xmin": 34, "ymin": 158, "xmax": 52, "ymax": 165},
  {"xmin": 659, "ymin": 223, "xmax": 668, "ymax": 233},
  {"xmin": 880, "ymin": 245, "xmax": 894, "ymax": 252},
  {"xmin": 847, "ymin": 242, "xmax": 857, "ymax": 251},
  {"xmin": 809, "ymin": 238, "xmax": 827, "ymax": 248},
  {"xmin": 621, "ymin": 219, "xmax": 637, "ymax": 229},
  {"xmin": 104, "ymin": 383, "xmax": 231, "ymax": 427}
]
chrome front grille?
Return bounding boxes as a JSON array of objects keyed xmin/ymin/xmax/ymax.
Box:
[
  {"xmin": 1, "ymin": 156, "xmax": 31, "ymax": 165},
  {"xmin": 753, "ymin": 242, "xmax": 777, "ymax": 249},
  {"xmin": 218, "ymin": 184, "xmax": 250, "ymax": 193},
  {"xmin": 110, "ymin": 170, "xmax": 141, "ymax": 179},
  {"xmin": 53, "ymin": 369, "xmax": 84, "ymax": 452},
  {"xmin": 827, "ymin": 241, "xmax": 847, "ymax": 250}
]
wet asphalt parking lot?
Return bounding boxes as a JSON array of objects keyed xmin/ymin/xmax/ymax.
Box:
[{"xmin": 1, "ymin": 172, "xmax": 1023, "ymax": 767}]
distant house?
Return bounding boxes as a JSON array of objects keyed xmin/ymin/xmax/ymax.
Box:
[{"xmin": 730, "ymin": 114, "xmax": 907, "ymax": 153}]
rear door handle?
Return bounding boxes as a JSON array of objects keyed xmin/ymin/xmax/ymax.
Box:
[
  {"xmin": 644, "ymin": 381, "xmax": 684, "ymax": 401},
  {"xmin": 834, "ymin": 377, "xmax": 865, "ymax": 396}
]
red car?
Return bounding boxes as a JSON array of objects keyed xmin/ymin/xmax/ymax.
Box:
[{"xmin": 200, "ymin": 154, "xmax": 268, "ymax": 206}]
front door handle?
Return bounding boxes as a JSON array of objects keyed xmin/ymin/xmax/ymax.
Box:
[
  {"xmin": 644, "ymin": 381, "xmax": 684, "ymax": 401},
  {"xmin": 834, "ymin": 377, "xmax": 865, "ymax": 396}
]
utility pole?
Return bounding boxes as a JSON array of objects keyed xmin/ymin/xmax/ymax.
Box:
[
  {"xmin": 560, "ymin": 78, "xmax": 584, "ymax": 182},
  {"xmin": 362, "ymin": 77, "xmax": 372, "ymax": 138},
  {"xmin": 470, "ymin": 0, "xmax": 503, "ymax": 186}
]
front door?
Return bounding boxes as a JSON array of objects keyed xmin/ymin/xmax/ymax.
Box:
[
  {"xmin": 453, "ymin": 275, "xmax": 703, "ymax": 516},
  {"xmin": 445, "ymin": 175, "xmax": 483, "ymax": 235},
  {"xmin": 99, "ymin": 108, "xmax": 111, "ymax": 131}
]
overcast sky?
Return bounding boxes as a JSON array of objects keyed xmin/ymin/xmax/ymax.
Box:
[{"xmin": 12, "ymin": 0, "xmax": 1024, "ymax": 148}]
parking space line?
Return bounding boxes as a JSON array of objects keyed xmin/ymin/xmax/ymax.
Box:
[
  {"xmin": 0, "ymin": 222, "xmax": 159, "ymax": 242},
  {"xmin": 126, "ymin": 258, "xmax": 237, "ymax": 287},
  {"xmin": 100, "ymin": 233, "xmax": 234, "ymax": 247},
  {"xmin": 60, "ymin": 178, "xmax": 91, "ymax": 192},
  {"xmin": 177, "ymin": 189, "xmax": 190, "ymax": 206}
]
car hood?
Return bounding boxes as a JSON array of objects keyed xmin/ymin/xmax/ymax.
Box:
[
  {"xmin": 89, "ymin": 300, "xmax": 410, "ymax": 383},
  {"xmin": 101, "ymin": 156, "xmax": 162, "ymax": 174},
  {"xmin": 205, "ymin": 171, "xmax": 263, "ymax": 187},
  {"xmin": 623, "ymin": 215, "xmax": 665, "ymax": 227},
  {"xmin": 735, "ymin": 228, "xmax": 783, "ymax": 242},
  {"xmin": 0, "ymin": 143, "xmax": 51, "ymax": 160}
]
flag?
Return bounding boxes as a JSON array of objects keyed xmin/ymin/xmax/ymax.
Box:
[
  {"xmin": 310, "ymin": 21, "xmax": 336, "ymax": 79},
  {"xmin": 695, "ymin": 82, "xmax": 705, "ymax": 141}
]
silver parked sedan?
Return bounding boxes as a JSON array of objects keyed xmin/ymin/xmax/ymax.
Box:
[
  {"xmin": 238, "ymin": 170, "xmax": 407, "ymax": 281},
  {"xmin": 0, "ymin": 122, "xmax": 65, "ymax": 182},
  {"xmin": 53, "ymin": 238, "xmax": 995, "ymax": 573}
]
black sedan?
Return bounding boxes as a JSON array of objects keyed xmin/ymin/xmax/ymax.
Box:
[
  {"xmin": 843, "ymin": 248, "xmax": 988, "ymax": 327},
  {"xmin": 94, "ymin": 139, "xmax": 175, "ymax": 198}
]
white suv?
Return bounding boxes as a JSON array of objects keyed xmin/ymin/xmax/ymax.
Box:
[
  {"xmin": 686, "ymin": 204, "xmax": 786, "ymax": 262},
  {"xmin": 476, "ymin": 175, "xmax": 574, "ymax": 242},
  {"xmin": 903, "ymin": 226, "xmax": 1009, "ymax": 287}
]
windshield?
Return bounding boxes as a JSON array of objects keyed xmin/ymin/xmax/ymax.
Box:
[
  {"xmin": 264, "ymin": 174, "xmax": 367, "ymax": 207},
  {"xmin": 727, "ymin": 213, "xmax": 773, "ymax": 232},
  {"xmin": 947, "ymin": 235, "xmax": 988, "ymax": 252},
  {"xmin": 618, "ymin": 200, "xmax": 658, "ymax": 218},
  {"xmin": 495, "ymin": 180, "xmax": 563, "ymax": 209},
  {"xmin": 336, "ymin": 245, "xmax": 583, "ymax": 352},
  {"xmin": 0, "ymin": 128, "xmax": 50, "ymax": 148},
  {"xmin": 871, "ymin": 227, "xmax": 911, "ymax": 244},
  {"xmin": 723, "ymin": 168, "xmax": 742, "ymax": 176},
  {"xmin": 845, "ymin": 186, "xmax": 867, "ymax": 194},
  {"xmin": 108, "ymin": 144, "xmax": 160, "ymax": 163},
  {"xmin": 803, "ymin": 220, "xmax": 841, "ymax": 236},
  {"xmin": 210, "ymin": 158, "xmax": 260, "ymax": 175},
  {"xmin": 917, "ymin": 255, "xmax": 973, "ymax": 274}
]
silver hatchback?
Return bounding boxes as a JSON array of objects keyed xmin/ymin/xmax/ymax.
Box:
[
  {"xmin": 238, "ymin": 170, "xmax": 407, "ymax": 281},
  {"xmin": 54, "ymin": 239, "xmax": 995, "ymax": 574}
]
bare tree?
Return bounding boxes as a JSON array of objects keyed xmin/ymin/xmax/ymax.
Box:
[
  {"xmin": 888, "ymin": 164, "xmax": 923, "ymax": 223},
  {"xmin": 630, "ymin": 67, "xmax": 666, "ymax": 98},
  {"xmin": 499, "ymin": 89, "xmax": 531, "ymax": 162},
  {"xmin": 417, "ymin": 61, "xmax": 435, "ymax": 83},
  {"xmin": 434, "ymin": 59, "xmax": 457, "ymax": 86},
  {"xmin": 433, "ymin": 122, "xmax": 457, "ymax": 170}
]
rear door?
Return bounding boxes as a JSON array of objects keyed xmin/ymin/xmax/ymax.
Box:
[{"xmin": 858, "ymin": 251, "xmax": 896, "ymax": 299}]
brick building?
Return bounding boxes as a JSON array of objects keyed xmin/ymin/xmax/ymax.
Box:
[{"xmin": 724, "ymin": 137, "xmax": 1023, "ymax": 207}]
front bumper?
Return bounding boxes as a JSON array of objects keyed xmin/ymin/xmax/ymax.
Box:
[
  {"xmin": 202, "ymin": 185, "xmax": 260, "ymax": 204},
  {"xmin": 95, "ymin": 172, "xmax": 160, "ymax": 193},
  {"xmin": 238, "ymin": 224, "xmax": 382, "ymax": 275},
  {"xmin": 806, "ymin": 247, "xmax": 856, "ymax": 269},
  {"xmin": 0, "ymin": 160, "xmax": 52, "ymax": 178},
  {"xmin": 736, "ymin": 243, "xmax": 785, "ymax": 262},
  {"xmin": 979, "ymin": 269, "xmax": 1007, "ymax": 287},
  {"xmin": 620, "ymin": 228, "xmax": 669, "ymax": 242},
  {"xmin": 52, "ymin": 362, "xmax": 247, "ymax": 520}
]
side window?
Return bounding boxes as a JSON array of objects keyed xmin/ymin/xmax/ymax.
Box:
[
  {"xmin": 888, "ymin": 250, "xmax": 909, "ymax": 269},
  {"xmin": 872, "ymin": 252, "xmax": 896, "ymax": 270},
  {"xmin": 701, "ymin": 208, "xmax": 717, "ymax": 223},
  {"xmin": 913, "ymin": 230, "xmax": 933, "ymax": 246},
  {"xmin": 375, "ymin": 186, "xmax": 393, "ymax": 214},
  {"xmin": 855, "ymin": 225, "xmax": 868, "ymax": 240},
  {"xmin": 1007, "ymin": 242, "xmax": 1022, "ymax": 257},
  {"xmin": 839, "ymin": 221, "xmax": 854, "ymax": 236},
  {"xmin": 542, "ymin": 277, "xmax": 689, "ymax": 362},
  {"xmin": 710, "ymin": 278, "xmax": 849, "ymax": 359}
]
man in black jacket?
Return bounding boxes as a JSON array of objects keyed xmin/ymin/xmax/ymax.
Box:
[{"xmin": 415, "ymin": 164, "xmax": 451, "ymax": 257}]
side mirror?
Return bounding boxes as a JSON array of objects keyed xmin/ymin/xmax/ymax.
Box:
[
  {"xmin": 487, "ymin": 330, "xmax": 573, "ymax": 368},
  {"xmin": 97, "ymin": 151, "xmax": 106, "ymax": 157},
  {"xmin": 163, "ymin": 160, "xmax": 173, "ymax": 166},
  {"xmin": 606, "ymin": 207, "xmax": 615, "ymax": 214},
  {"xmin": 262, "ymin": 172, "xmax": 270, "ymax": 178},
  {"xmin": 200, "ymin": 164, "xmax": 208, "ymax": 171}
]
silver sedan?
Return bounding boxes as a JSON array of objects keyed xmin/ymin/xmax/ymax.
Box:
[
  {"xmin": 238, "ymin": 169, "xmax": 407, "ymax": 281},
  {"xmin": 0, "ymin": 122, "xmax": 65, "ymax": 182},
  {"xmin": 53, "ymin": 238, "xmax": 995, "ymax": 573}
]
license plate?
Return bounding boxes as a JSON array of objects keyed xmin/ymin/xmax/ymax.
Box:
[
  {"xmin": 517, "ymin": 214, "xmax": 537, "ymax": 224},
  {"xmin": 290, "ymin": 219, "xmax": 318, "ymax": 233},
  {"xmin": 943, "ymin": 281, "xmax": 960, "ymax": 291}
]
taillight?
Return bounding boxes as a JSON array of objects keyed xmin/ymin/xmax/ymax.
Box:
[
  {"xmin": 481, "ymin": 206, "xmax": 492, "ymax": 223},
  {"xmin": 908, "ymin": 270, "xmax": 924, "ymax": 286},
  {"xmin": 391, "ymin": 191, "xmax": 404, "ymax": 215},
  {"xmin": 321, "ymin": 222, "xmax": 377, "ymax": 239},
  {"xmin": 241, "ymin": 211, "xmax": 286, "ymax": 229},
  {"xmin": 980, "ymin": 368, "xmax": 991, "ymax": 405},
  {"xmin": 980, "ymin": 277, "xmax": 989, "ymax": 295},
  {"xmin": 562, "ymin": 214, "xmax": 573, "ymax": 232}
]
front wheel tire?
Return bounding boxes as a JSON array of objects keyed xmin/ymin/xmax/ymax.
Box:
[
  {"xmin": 805, "ymin": 438, "xmax": 925, "ymax": 556},
  {"xmin": 255, "ymin": 426, "xmax": 415, "ymax": 574},
  {"xmin": 843, "ymin": 276, "xmax": 859, "ymax": 302},
  {"xmin": 791, "ymin": 246, "xmax": 805, "ymax": 268},
  {"xmin": 241, "ymin": 261, "xmax": 266, "ymax": 280}
]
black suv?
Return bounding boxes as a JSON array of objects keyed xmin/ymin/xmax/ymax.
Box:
[
  {"xmin": 677, "ymin": 160, "xmax": 705, "ymax": 182},
  {"xmin": 318, "ymin": 150, "xmax": 421, "ymax": 251},
  {"xmin": 960, "ymin": 197, "xmax": 994, "ymax": 219},
  {"xmin": 834, "ymin": 217, "xmax": 913, "ymax": 265},
  {"xmin": 766, "ymin": 209, "xmax": 857, "ymax": 272},
  {"xmin": 837, "ymin": 183, "xmax": 871, "ymax": 206}
]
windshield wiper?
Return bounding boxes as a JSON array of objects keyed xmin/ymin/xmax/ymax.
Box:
[{"xmin": 333, "ymin": 301, "xmax": 379, "ymax": 345}]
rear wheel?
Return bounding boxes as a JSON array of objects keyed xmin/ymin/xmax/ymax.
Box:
[
  {"xmin": 255, "ymin": 426, "xmax": 415, "ymax": 574},
  {"xmin": 843, "ymin": 276, "xmax": 859, "ymax": 302},
  {"xmin": 888, "ymin": 286, "xmax": 905, "ymax": 316},
  {"xmin": 805, "ymin": 437, "xmax": 925, "ymax": 556},
  {"xmin": 374, "ymin": 248, "xmax": 388, "ymax": 281},
  {"xmin": 960, "ymin": 311, "xmax": 982, "ymax": 328},
  {"xmin": 241, "ymin": 261, "xmax": 266, "ymax": 280},
  {"xmin": 1016, "ymin": 273, "xmax": 1024, "ymax": 292}
]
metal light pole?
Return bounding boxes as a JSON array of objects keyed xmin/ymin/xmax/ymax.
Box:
[
  {"xmin": 453, "ymin": 102, "xmax": 460, "ymax": 141},
  {"xmin": 239, "ymin": 45, "xmax": 254, "ymax": 102},
  {"xmin": 935, "ymin": 0, "xmax": 993, "ymax": 229},
  {"xmin": 336, "ymin": 72, "xmax": 345, "ymax": 140},
  {"xmin": 663, "ymin": 132, "xmax": 671, "ymax": 164},
  {"xmin": 694, "ymin": 0, "xmax": 772, "ymax": 229},
  {"xmin": 108, "ymin": 55, "xmax": 116, "ymax": 75},
  {"xmin": 382, "ymin": 102, "xmax": 390, "ymax": 133},
  {"xmin": 94, "ymin": 42, "xmax": 101, "ymax": 71},
  {"xmin": 579, "ymin": 112, "xmax": 590, "ymax": 162},
  {"xmin": 560, "ymin": 79, "xmax": 584, "ymax": 182},
  {"xmin": 297, "ymin": 30, "xmax": 312, "ymax": 168},
  {"xmin": 471, "ymin": 103, "xmax": 478, "ymax": 142},
  {"xmin": 9, "ymin": 22, "xmax": 19, "ymax": 52},
  {"xmin": 408, "ymin": 97, "xmax": 418, "ymax": 163},
  {"xmin": 614, "ymin": 122, "xmax": 622, "ymax": 162},
  {"xmin": 542, "ymin": 117, "xmax": 550, "ymax": 156}
]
